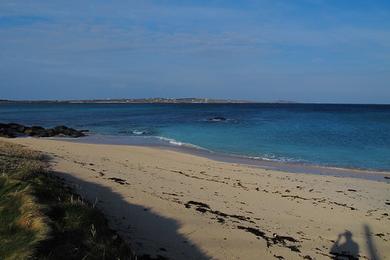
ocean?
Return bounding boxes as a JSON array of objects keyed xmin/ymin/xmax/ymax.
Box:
[{"xmin": 1, "ymin": 103, "xmax": 390, "ymax": 172}]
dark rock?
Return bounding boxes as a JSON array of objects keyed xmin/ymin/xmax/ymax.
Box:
[
  {"xmin": 0, "ymin": 123, "xmax": 29, "ymax": 137},
  {"xmin": 53, "ymin": 125, "xmax": 84, "ymax": 137},
  {"xmin": 0, "ymin": 122, "xmax": 85, "ymax": 138},
  {"xmin": 46, "ymin": 129, "xmax": 56, "ymax": 137},
  {"xmin": 25, "ymin": 126, "xmax": 48, "ymax": 137},
  {"xmin": 208, "ymin": 116, "xmax": 227, "ymax": 122},
  {"xmin": 7, "ymin": 123, "xmax": 26, "ymax": 132},
  {"xmin": 0, "ymin": 127, "xmax": 17, "ymax": 138}
]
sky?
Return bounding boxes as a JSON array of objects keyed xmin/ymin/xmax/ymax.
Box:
[{"xmin": 0, "ymin": 0, "xmax": 389, "ymax": 103}]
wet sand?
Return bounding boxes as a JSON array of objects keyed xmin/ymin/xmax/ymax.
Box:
[
  {"xmin": 65, "ymin": 134, "xmax": 390, "ymax": 182},
  {"xmin": 6, "ymin": 137, "xmax": 390, "ymax": 260}
]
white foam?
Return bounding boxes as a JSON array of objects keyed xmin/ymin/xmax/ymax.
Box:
[
  {"xmin": 132, "ymin": 130, "xmax": 145, "ymax": 135},
  {"xmin": 246, "ymin": 154, "xmax": 303, "ymax": 163},
  {"xmin": 155, "ymin": 136, "xmax": 206, "ymax": 150}
]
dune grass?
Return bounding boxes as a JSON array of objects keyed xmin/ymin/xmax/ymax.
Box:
[{"xmin": 0, "ymin": 141, "xmax": 135, "ymax": 260}]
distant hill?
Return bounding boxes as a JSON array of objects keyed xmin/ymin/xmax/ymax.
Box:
[{"xmin": 0, "ymin": 98, "xmax": 257, "ymax": 104}]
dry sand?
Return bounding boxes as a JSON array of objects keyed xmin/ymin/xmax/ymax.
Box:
[{"xmin": 6, "ymin": 137, "xmax": 390, "ymax": 260}]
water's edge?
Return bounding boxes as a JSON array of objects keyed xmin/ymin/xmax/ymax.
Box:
[{"xmin": 55, "ymin": 134, "xmax": 390, "ymax": 183}]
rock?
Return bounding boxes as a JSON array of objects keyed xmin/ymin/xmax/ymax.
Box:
[
  {"xmin": 0, "ymin": 127, "xmax": 17, "ymax": 138},
  {"xmin": 24, "ymin": 126, "xmax": 48, "ymax": 137},
  {"xmin": 0, "ymin": 123, "xmax": 86, "ymax": 138},
  {"xmin": 53, "ymin": 125, "xmax": 85, "ymax": 137},
  {"xmin": 46, "ymin": 129, "xmax": 56, "ymax": 137},
  {"xmin": 7, "ymin": 123, "xmax": 26, "ymax": 132},
  {"xmin": 0, "ymin": 123, "xmax": 28, "ymax": 137},
  {"xmin": 208, "ymin": 116, "xmax": 227, "ymax": 122}
]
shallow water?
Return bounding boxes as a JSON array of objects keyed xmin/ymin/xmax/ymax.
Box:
[{"xmin": 1, "ymin": 103, "xmax": 390, "ymax": 171}]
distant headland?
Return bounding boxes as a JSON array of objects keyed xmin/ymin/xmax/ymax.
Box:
[{"xmin": 0, "ymin": 98, "xmax": 298, "ymax": 104}]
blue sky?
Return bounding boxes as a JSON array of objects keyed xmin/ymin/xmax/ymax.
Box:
[{"xmin": 0, "ymin": 0, "xmax": 389, "ymax": 103}]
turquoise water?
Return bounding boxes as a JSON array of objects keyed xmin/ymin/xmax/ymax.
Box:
[{"xmin": 1, "ymin": 103, "xmax": 390, "ymax": 171}]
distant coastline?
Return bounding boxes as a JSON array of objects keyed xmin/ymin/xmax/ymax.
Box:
[
  {"xmin": 0, "ymin": 98, "xmax": 299, "ymax": 104},
  {"xmin": 0, "ymin": 98, "xmax": 253, "ymax": 104},
  {"xmin": 2, "ymin": 99, "xmax": 390, "ymax": 105}
]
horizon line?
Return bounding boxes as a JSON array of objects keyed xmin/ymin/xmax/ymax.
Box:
[{"xmin": 1, "ymin": 98, "xmax": 390, "ymax": 106}]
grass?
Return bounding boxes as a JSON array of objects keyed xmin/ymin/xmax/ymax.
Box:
[{"xmin": 0, "ymin": 140, "xmax": 135, "ymax": 260}]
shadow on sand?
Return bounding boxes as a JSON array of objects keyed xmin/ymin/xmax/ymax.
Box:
[
  {"xmin": 330, "ymin": 225, "xmax": 381, "ymax": 260},
  {"xmin": 54, "ymin": 171, "xmax": 210, "ymax": 260},
  {"xmin": 330, "ymin": 230, "xmax": 360, "ymax": 260},
  {"xmin": 364, "ymin": 224, "xmax": 381, "ymax": 260}
]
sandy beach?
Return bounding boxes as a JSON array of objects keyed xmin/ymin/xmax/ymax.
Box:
[{"xmin": 5, "ymin": 137, "xmax": 390, "ymax": 260}]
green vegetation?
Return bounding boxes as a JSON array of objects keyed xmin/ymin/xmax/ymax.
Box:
[{"xmin": 0, "ymin": 141, "xmax": 135, "ymax": 260}]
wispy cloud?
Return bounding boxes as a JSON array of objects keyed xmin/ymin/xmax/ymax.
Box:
[
  {"xmin": 0, "ymin": 0, "xmax": 389, "ymax": 102},
  {"xmin": 0, "ymin": 15, "xmax": 50, "ymax": 27}
]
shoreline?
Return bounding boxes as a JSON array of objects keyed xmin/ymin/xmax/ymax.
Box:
[
  {"xmin": 60, "ymin": 134, "xmax": 390, "ymax": 182},
  {"xmin": 4, "ymin": 137, "xmax": 390, "ymax": 259}
]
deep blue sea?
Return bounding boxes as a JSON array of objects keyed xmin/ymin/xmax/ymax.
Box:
[{"xmin": 1, "ymin": 103, "xmax": 390, "ymax": 171}]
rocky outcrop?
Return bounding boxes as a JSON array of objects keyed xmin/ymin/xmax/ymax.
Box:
[
  {"xmin": 0, "ymin": 123, "xmax": 86, "ymax": 138},
  {"xmin": 208, "ymin": 116, "xmax": 227, "ymax": 122}
]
